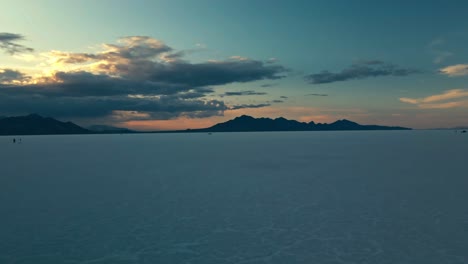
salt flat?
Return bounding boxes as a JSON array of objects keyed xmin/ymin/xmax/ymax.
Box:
[{"xmin": 0, "ymin": 131, "xmax": 467, "ymax": 264}]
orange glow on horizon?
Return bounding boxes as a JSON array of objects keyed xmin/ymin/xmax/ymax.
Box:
[{"xmin": 118, "ymin": 106, "xmax": 345, "ymax": 131}]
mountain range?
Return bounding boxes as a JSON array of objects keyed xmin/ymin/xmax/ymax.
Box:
[
  {"xmin": 190, "ymin": 115, "xmax": 410, "ymax": 132},
  {"xmin": 0, "ymin": 114, "xmax": 89, "ymax": 135},
  {"xmin": 0, "ymin": 114, "xmax": 411, "ymax": 136}
]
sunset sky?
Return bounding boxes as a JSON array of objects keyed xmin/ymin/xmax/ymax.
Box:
[{"xmin": 1, "ymin": 0, "xmax": 468, "ymax": 130}]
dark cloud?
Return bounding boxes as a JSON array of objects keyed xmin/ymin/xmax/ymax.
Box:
[
  {"xmin": 58, "ymin": 71, "xmax": 205, "ymax": 97},
  {"xmin": 0, "ymin": 92, "xmax": 226, "ymax": 120},
  {"xmin": 280, "ymin": 96, "xmax": 288, "ymax": 99},
  {"xmin": 222, "ymin": 90, "xmax": 267, "ymax": 97},
  {"xmin": 0, "ymin": 36, "xmax": 288, "ymax": 122},
  {"xmin": 0, "ymin": 69, "xmax": 30, "ymax": 83},
  {"xmin": 272, "ymin": 100, "xmax": 284, "ymax": 103},
  {"xmin": 0, "ymin": 71, "xmax": 204, "ymax": 98},
  {"xmin": 305, "ymin": 60, "xmax": 421, "ymax": 84},
  {"xmin": 306, "ymin": 93, "xmax": 328, "ymax": 96},
  {"xmin": 0, "ymin": 73, "xmax": 221, "ymax": 120},
  {"xmin": 229, "ymin": 103, "xmax": 270, "ymax": 110},
  {"xmin": 0, "ymin": 33, "xmax": 34, "ymax": 55},
  {"xmin": 0, "ymin": 70, "xmax": 223, "ymax": 120},
  {"xmin": 260, "ymin": 83, "xmax": 277, "ymax": 87},
  {"xmin": 136, "ymin": 60, "xmax": 286, "ymax": 87},
  {"xmin": 160, "ymin": 50, "xmax": 186, "ymax": 62},
  {"xmin": 177, "ymin": 90, "xmax": 214, "ymax": 99}
]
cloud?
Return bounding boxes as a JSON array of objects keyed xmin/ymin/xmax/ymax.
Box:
[
  {"xmin": 221, "ymin": 90, "xmax": 267, "ymax": 97},
  {"xmin": 439, "ymin": 64, "xmax": 468, "ymax": 77},
  {"xmin": 280, "ymin": 96, "xmax": 288, "ymax": 99},
  {"xmin": 0, "ymin": 92, "xmax": 226, "ymax": 119},
  {"xmin": 272, "ymin": 100, "xmax": 284, "ymax": 103},
  {"xmin": 400, "ymin": 89, "xmax": 468, "ymax": 104},
  {"xmin": 399, "ymin": 98, "xmax": 419, "ymax": 104},
  {"xmin": 50, "ymin": 36, "xmax": 286, "ymax": 86},
  {"xmin": 62, "ymin": 36, "xmax": 171, "ymax": 62},
  {"xmin": 0, "ymin": 36, "xmax": 287, "ymax": 122},
  {"xmin": 19, "ymin": 71, "xmax": 207, "ymax": 97},
  {"xmin": 434, "ymin": 52, "xmax": 453, "ymax": 64},
  {"xmin": 266, "ymin": 58, "xmax": 278, "ymax": 64},
  {"xmin": 400, "ymin": 89, "xmax": 468, "ymax": 109},
  {"xmin": 428, "ymin": 39, "xmax": 453, "ymax": 64},
  {"xmin": 0, "ymin": 69, "xmax": 30, "ymax": 84},
  {"xmin": 229, "ymin": 104, "xmax": 271, "ymax": 110},
  {"xmin": 0, "ymin": 71, "xmax": 225, "ymax": 119},
  {"xmin": 305, "ymin": 60, "xmax": 421, "ymax": 84},
  {"xmin": 0, "ymin": 33, "xmax": 34, "ymax": 55},
  {"xmin": 260, "ymin": 83, "xmax": 277, "ymax": 87},
  {"xmin": 146, "ymin": 60, "xmax": 285, "ymax": 87},
  {"xmin": 306, "ymin": 93, "xmax": 328, "ymax": 96},
  {"xmin": 418, "ymin": 101, "xmax": 467, "ymax": 109}
]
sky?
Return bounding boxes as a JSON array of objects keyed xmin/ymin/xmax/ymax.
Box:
[{"xmin": 1, "ymin": 0, "xmax": 468, "ymax": 130}]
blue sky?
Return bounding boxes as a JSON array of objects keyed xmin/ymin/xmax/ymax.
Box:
[{"xmin": 1, "ymin": 0, "xmax": 468, "ymax": 129}]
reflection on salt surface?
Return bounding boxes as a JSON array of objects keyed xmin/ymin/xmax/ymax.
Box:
[{"xmin": 0, "ymin": 131, "xmax": 467, "ymax": 263}]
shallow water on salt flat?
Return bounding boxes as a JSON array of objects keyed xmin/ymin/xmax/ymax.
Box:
[{"xmin": 1, "ymin": 131, "xmax": 467, "ymax": 264}]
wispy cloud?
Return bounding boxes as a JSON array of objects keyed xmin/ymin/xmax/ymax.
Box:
[
  {"xmin": 0, "ymin": 33, "xmax": 34, "ymax": 55},
  {"xmin": 305, "ymin": 60, "xmax": 421, "ymax": 84},
  {"xmin": 428, "ymin": 38, "xmax": 453, "ymax": 64},
  {"xmin": 418, "ymin": 101, "xmax": 467, "ymax": 109},
  {"xmin": 306, "ymin": 93, "xmax": 328, "ymax": 96},
  {"xmin": 439, "ymin": 64, "xmax": 468, "ymax": 77},
  {"xmin": 221, "ymin": 90, "xmax": 267, "ymax": 97},
  {"xmin": 400, "ymin": 89, "xmax": 468, "ymax": 109},
  {"xmin": 260, "ymin": 83, "xmax": 277, "ymax": 87},
  {"xmin": 229, "ymin": 104, "xmax": 271, "ymax": 110}
]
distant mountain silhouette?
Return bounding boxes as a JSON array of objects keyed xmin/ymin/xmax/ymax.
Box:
[
  {"xmin": 87, "ymin": 125, "xmax": 134, "ymax": 133},
  {"xmin": 0, "ymin": 114, "xmax": 411, "ymax": 135},
  {"xmin": 191, "ymin": 115, "xmax": 410, "ymax": 132},
  {"xmin": 0, "ymin": 114, "xmax": 90, "ymax": 135}
]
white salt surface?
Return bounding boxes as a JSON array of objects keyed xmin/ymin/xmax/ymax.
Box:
[{"xmin": 0, "ymin": 131, "xmax": 467, "ymax": 263}]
